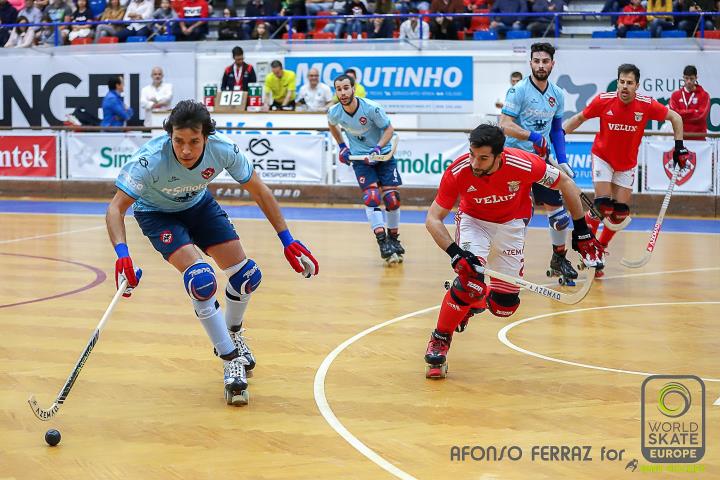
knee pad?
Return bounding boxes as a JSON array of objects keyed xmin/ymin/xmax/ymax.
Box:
[
  {"xmin": 382, "ymin": 189, "xmax": 400, "ymax": 211},
  {"xmin": 548, "ymin": 207, "xmax": 570, "ymax": 231},
  {"xmin": 487, "ymin": 291, "xmax": 520, "ymax": 318},
  {"xmin": 593, "ymin": 197, "xmax": 614, "ymax": 218},
  {"xmin": 362, "ymin": 187, "xmax": 381, "ymax": 208},
  {"xmin": 610, "ymin": 202, "xmax": 630, "ymax": 223},
  {"xmin": 449, "ymin": 275, "xmax": 487, "ymax": 307},
  {"xmin": 227, "ymin": 258, "xmax": 262, "ymax": 295},
  {"xmin": 183, "ymin": 262, "xmax": 218, "ymax": 301}
]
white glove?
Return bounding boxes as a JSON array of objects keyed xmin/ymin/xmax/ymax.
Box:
[{"xmin": 558, "ymin": 162, "xmax": 575, "ymax": 178}]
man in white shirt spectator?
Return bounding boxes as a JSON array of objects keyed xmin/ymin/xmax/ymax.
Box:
[
  {"xmin": 399, "ymin": 9, "xmax": 430, "ymax": 39},
  {"xmin": 140, "ymin": 66, "xmax": 173, "ymax": 126},
  {"xmin": 296, "ymin": 68, "xmax": 333, "ymax": 112},
  {"xmin": 117, "ymin": 0, "xmax": 153, "ymax": 41}
]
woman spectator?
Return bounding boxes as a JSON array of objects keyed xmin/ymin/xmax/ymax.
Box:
[
  {"xmin": 5, "ymin": 15, "xmax": 36, "ymax": 46},
  {"xmin": 218, "ymin": 6, "xmax": 241, "ymax": 39},
  {"xmin": 344, "ymin": 0, "xmax": 367, "ymax": 38},
  {"xmin": 251, "ymin": 19, "xmax": 270, "ymax": 38},
  {"xmin": 94, "ymin": 0, "xmax": 125, "ymax": 42},
  {"xmin": 68, "ymin": 0, "xmax": 95, "ymax": 42}
]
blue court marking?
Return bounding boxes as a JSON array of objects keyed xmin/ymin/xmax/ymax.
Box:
[{"xmin": 1, "ymin": 199, "xmax": 719, "ymax": 234}]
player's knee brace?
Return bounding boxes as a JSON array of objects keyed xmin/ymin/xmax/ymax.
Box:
[
  {"xmin": 183, "ymin": 261, "xmax": 218, "ymax": 301},
  {"xmin": 226, "ymin": 258, "xmax": 262, "ymax": 295},
  {"xmin": 610, "ymin": 202, "xmax": 630, "ymax": 223},
  {"xmin": 593, "ymin": 197, "xmax": 614, "ymax": 219},
  {"xmin": 449, "ymin": 275, "xmax": 487, "ymax": 307},
  {"xmin": 362, "ymin": 187, "xmax": 381, "ymax": 208},
  {"xmin": 487, "ymin": 291, "xmax": 520, "ymax": 318},
  {"xmin": 382, "ymin": 189, "xmax": 400, "ymax": 211},
  {"xmin": 548, "ymin": 207, "xmax": 570, "ymax": 231}
]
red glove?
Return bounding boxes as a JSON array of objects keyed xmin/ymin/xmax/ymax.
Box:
[
  {"xmin": 338, "ymin": 143, "xmax": 351, "ymax": 165},
  {"xmin": 114, "ymin": 243, "xmax": 141, "ymax": 297},
  {"xmin": 279, "ymin": 230, "xmax": 319, "ymax": 278},
  {"xmin": 528, "ymin": 131, "xmax": 548, "ymax": 160},
  {"xmin": 571, "ymin": 220, "xmax": 605, "ymax": 268}
]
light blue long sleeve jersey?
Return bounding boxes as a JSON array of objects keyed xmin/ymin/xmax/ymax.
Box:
[
  {"xmin": 116, "ymin": 132, "xmax": 254, "ymax": 213},
  {"xmin": 327, "ymin": 97, "xmax": 392, "ymax": 155},
  {"xmin": 501, "ymin": 77, "xmax": 565, "ymax": 151}
]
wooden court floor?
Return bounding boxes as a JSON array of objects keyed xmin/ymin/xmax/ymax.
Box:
[{"xmin": 1, "ymin": 208, "xmax": 719, "ymax": 480}]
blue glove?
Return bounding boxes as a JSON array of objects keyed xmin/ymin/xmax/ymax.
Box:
[
  {"xmin": 338, "ymin": 143, "xmax": 351, "ymax": 165},
  {"xmin": 528, "ymin": 131, "xmax": 548, "ymax": 160}
]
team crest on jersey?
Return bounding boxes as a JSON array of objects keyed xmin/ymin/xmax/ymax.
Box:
[
  {"xmin": 634, "ymin": 112, "xmax": 644, "ymax": 122},
  {"xmin": 359, "ymin": 116, "xmax": 367, "ymax": 125},
  {"xmin": 662, "ymin": 149, "xmax": 697, "ymax": 186},
  {"xmin": 160, "ymin": 230, "xmax": 173, "ymax": 244},
  {"xmin": 507, "ymin": 181, "xmax": 521, "ymax": 192},
  {"xmin": 201, "ymin": 167, "xmax": 215, "ymax": 179},
  {"xmin": 548, "ymin": 96, "xmax": 556, "ymax": 107}
]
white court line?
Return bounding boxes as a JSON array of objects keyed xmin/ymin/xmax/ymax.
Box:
[
  {"xmin": 0, "ymin": 225, "xmax": 105, "ymax": 245},
  {"xmin": 498, "ymin": 301, "xmax": 720, "ymax": 383},
  {"xmin": 314, "ymin": 306, "xmax": 439, "ymax": 480}
]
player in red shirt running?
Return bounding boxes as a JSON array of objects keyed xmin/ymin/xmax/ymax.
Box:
[
  {"xmin": 423, "ymin": 124, "xmax": 604, "ymax": 378},
  {"xmin": 563, "ymin": 64, "xmax": 688, "ymax": 277}
]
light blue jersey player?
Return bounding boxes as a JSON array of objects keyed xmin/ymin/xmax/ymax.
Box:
[
  {"xmin": 327, "ymin": 73, "xmax": 404, "ymax": 265},
  {"xmin": 499, "ymin": 42, "xmax": 578, "ymax": 285},
  {"xmin": 106, "ymin": 100, "xmax": 318, "ymax": 406}
]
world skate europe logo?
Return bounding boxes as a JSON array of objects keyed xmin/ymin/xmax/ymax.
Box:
[{"xmin": 662, "ymin": 150, "xmax": 696, "ymax": 186}]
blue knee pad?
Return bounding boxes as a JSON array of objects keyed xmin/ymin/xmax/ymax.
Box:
[
  {"xmin": 228, "ymin": 258, "xmax": 262, "ymax": 295},
  {"xmin": 183, "ymin": 262, "xmax": 218, "ymax": 301},
  {"xmin": 548, "ymin": 207, "xmax": 570, "ymax": 231},
  {"xmin": 382, "ymin": 189, "xmax": 400, "ymax": 211},
  {"xmin": 362, "ymin": 187, "xmax": 381, "ymax": 208}
]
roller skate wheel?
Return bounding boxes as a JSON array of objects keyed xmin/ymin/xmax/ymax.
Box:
[
  {"xmin": 425, "ymin": 363, "xmax": 448, "ymax": 379},
  {"xmin": 558, "ymin": 277, "xmax": 565, "ymax": 286},
  {"xmin": 546, "ymin": 269, "xmax": 552, "ymax": 278},
  {"xmin": 385, "ymin": 253, "xmax": 400, "ymax": 265},
  {"xmin": 226, "ymin": 389, "xmax": 250, "ymax": 406}
]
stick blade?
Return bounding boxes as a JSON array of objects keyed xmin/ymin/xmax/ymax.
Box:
[
  {"xmin": 559, "ymin": 268, "xmax": 596, "ymax": 305},
  {"xmin": 621, "ymin": 253, "xmax": 651, "ymax": 268},
  {"xmin": 28, "ymin": 395, "xmax": 58, "ymax": 421}
]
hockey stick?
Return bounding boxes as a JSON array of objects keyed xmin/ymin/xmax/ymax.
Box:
[
  {"xmin": 620, "ymin": 166, "xmax": 680, "ymax": 268},
  {"xmin": 475, "ymin": 265, "xmax": 596, "ymax": 305},
  {"xmin": 28, "ymin": 280, "xmax": 127, "ymax": 421},
  {"xmin": 347, "ymin": 134, "xmax": 399, "ymax": 162}
]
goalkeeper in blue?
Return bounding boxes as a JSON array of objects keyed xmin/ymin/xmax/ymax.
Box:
[
  {"xmin": 105, "ymin": 100, "xmax": 319, "ymax": 406},
  {"xmin": 499, "ymin": 42, "xmax": 578, "ymax": 286}
]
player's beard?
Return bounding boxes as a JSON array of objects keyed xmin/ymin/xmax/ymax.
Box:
[
  {"xmin": 472, "ymin": 157, "xmax": 498, "ymax": 177},
  {"xmin": 531, "ymin": 67, "xmax": 551, "ymax": 82},
  {"xmin": 340, "ymin": 94, "xmax": 354, "ymax": 106}
]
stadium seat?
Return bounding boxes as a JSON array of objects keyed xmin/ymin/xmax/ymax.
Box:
[
  {"xmin": 312, "ymin": 11, "xmax": 331, "ymax": 34},
  {"xmin": 98, "ymin": 36, "xmax": 119, "ymax": 43},
  {"xmin": 70, "ymin": 37, "xmax": 93, "ymax": 45},
  {"xmin": 126, "ymin": 35, "xmax": 148, "ymax": 42},
  {"xmin": 282, "ymin": 32, "xmax": 307, "ymax": 39},
  {"xmin": 697, "ymin": 30, "xmax": 720, "ymax": 39},
  {"xmin": 154, "ymin": 34, "xmax": 176, "ymax": 42},
  {"xmin": 660, "ymin": 29, "xmax": 687, "ymax": 38},
  {"xmin": 312, "ymin": 31, "xmax": 335, "ymax": 39},
  {"xmin": 506, "ymin": 30, "xmax": 531, "ymax": 39},
  {"xmin": 473, "ymin": 30, "xmax": 497, "ymax": 40},
  {"xmin": 626, "ymin": 30, "xmax": 651, "ymax": 38},
  {"xmin": 392, "ymin": 30, "xmax": 399, "ymax": 38},
  {"xmin": 591, "ymin": 30, "xmax": 617, "ymax": 38}
]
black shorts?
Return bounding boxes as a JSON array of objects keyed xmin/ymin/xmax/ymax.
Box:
[{"xmin": 532, "ymin": 183, "xmax": 563, "ymax": 207}]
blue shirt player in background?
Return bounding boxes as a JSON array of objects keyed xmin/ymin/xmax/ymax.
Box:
[
  {"xmin": 327, "ymin": 74, "xmax": 404, "ymax": 265},
  {"xmin": 105, "ymin": 100, "xmax": 319, "ymax": 406},
  {"xmin": 499, "ymin": 42, "xmax": 579, "ymax": 286}
]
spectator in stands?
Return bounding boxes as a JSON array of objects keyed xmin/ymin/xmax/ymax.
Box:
[
  {"xmin": 399, "ymin": 8, "xmax": 430, "ymax": 38},
  {"xmin": 264, "ymin": 60, "xmax": 296, "ymax": 110},
  {"xmin": 69, "ymin": 0, "xmax": 95, "ymax": 42},
  {"xmin": 94, "ymin": 0, "xmax": 124, "ymax": 42},
  {"xmin": 101, "ymin": 76, "xmax": 134, "ymax": 128},
  {"xmin": 321, "ymin": 0, "xmax": 348, "ymax": 38},
  {"xmin": 251, "ymin": 19, "xmax": 270, "ymax": 38},
  {"xmin": 489, "ymin": 0, "xmax": 527, "ymax": 38},
  {"xmin": 371, "ymin": 0, "xmax": 395, "ymax": 37},
  {"xmin": 218, "ymin": 7, "xmax": 241, "ymax": 39},
  {"xmin": 616, "ymin": 0, "xmax": 646, "ymax": 37},
  {"xmin": 675, "ymin": 0, "xmax": 716, "ymax": 35},
  {"xmin": 600, "ymin": 0, "xmax": 629, "ymax": 26},
  {"xmin": 140, "ymin": 66, "xmax": 173, "ymax": 126},
  {"xmin": 17, "ymin": 0, "xmax": 41, "ymax": 32},
  {"xmin": 4, "ymin": 15, "xmax": 35, "ymax": 46},
  {"xmin": 0, "ymin": 0, "xmax": 19, "ymax": 46},
  {"xmin": 430, "ymin": 0, "xmax": 464, "ymax": 39},
  {"xmin": 669, "ymin": 65, "xmax": 711, "ymax": 140},
  {"xmin": 175, "ymin": 0, "xmax": 208, "ymax": 40},
  {"xmin": 88, "ymin": 0, "xmax": 104, "ymax": 18},
  {"xmin": 152, "ymin": 0, "xmax": 178, "ymax": 35},
  {"xmin": 647, "ymin": 0, "xmax": 674, "ymax": 37},
  {"xmin": 526, "ymin": 0, "xmax": 563, "ymax": 37},
  {"xmin": 494, "ymin": 70, "xmax": 522, "ymax": 111},
  {"xmin": 306, "ymin": 0, "xmax": 332, "ymax": 18},
  {"xmin": 244, "ymin": 0, "xmax": 276, "ymax": 38},
  {"xmin": 344, "ymin": 0, "xmax": 368, "ymax": 38},
  {"xmin": 297, "ymin": 68, "xmax": 333, "ymax": 111},
  {"xmin": 41, "ymin": 0, "xmax": 71, "ymax": 44},
  {"xmin": 284, "ymin": 0, "xmax": 308, "ymax": 33},
  {"xmin": 117, "ymin": 0, "xmax": 152, "ymax": 41},
  {"xmin": 221, "ymin": 46, "xmax": 257, "ymax": 91}
]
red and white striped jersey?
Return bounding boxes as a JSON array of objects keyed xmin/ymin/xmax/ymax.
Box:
[{"xmin": 435, "ymin": 147, "xmax": 561, "ymax": 223}]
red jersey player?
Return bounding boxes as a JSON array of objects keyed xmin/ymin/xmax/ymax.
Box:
[
  {"xmin": 423, "ymin": 124, "xmax": 604, "ymax": 378},
  {"xmin": 563, "ymin": 64, "xmax": 688, "ymax": 277}
]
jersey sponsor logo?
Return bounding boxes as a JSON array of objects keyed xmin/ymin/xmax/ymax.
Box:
[
  {"xmin": 662, "ymin": 149, "xmax": 696, "ymax": 186},
  {"xmin": 466, "ymin": 185, "xmax": 477, "ymax": 192},
  {"xmin": 160, "ymin": 230, "xmax": 173, "ymax": 244},
  {"xmin": 634, "ymin": 112, "xmax": 644, "ymax": 122},
  {"xmin": 168, "ymin": 176, "xmax": 180, "ymax": 182},
  {"xmin": 548, "ymin": 96, "xmax": 556, "ymax": 107},
  {"xmin": 201, "ymin": 167, "xmax": 215, "ymax": 179},
  {"xmin": 507, "ymin": 180, "xmax": 520, "ymax": 192},
  {"xmin": 359, "ymin": 116, "xmax": 367, "ymax": 125},
  {"xmin": 119, "ymin": 171, "xmax": 144, "ymax": 191},
  {"xmin": 160, "ymin": 182, "xmax": 209, "ymax": 195},
  {"xmin": 608, "ymin": 123, "xmax": 638, "ymax": 132},
  {"xmin": 473, "ymin": 192, "xmax": 517, "ymax": 204}
]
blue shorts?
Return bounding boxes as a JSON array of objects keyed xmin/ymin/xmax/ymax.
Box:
[
  {"xmin": 352, "ymin": 157, "xmax": 403, "ymax": 190},
  {"xmin": 134, "ymin": 191, "xmax": 239, "ymax": 260},
  {"xmin": 532, "ymin": 183, "xmax": 563, "ymax": 207}
]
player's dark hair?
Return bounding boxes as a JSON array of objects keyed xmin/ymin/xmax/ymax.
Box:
[
  {"xmin": 617, "ymin": 63, "xmax": 640, "ymax": 83},
  {"xmin": 530, "ymin": 42, "xmax": 555, "ymax": 60},
  {"xmin": 683, "ymin": 65, "xmax": 697, "ymax": 76},
  {"xmin": 107, "ymin": 76, "xmax": 123, "ymax": 91},
  {"xmin": 469, "ymin": 124, "xmax": 505, "ymax": 155},
  {"xmin": 163, "ymin": 100, "xmax": 216, "ymax": 137},
  {"xmin": 270, "ymin": 60, "xmax": 282, "ymax": 69},
  {"xmin": 334, "ymin": 74, "xmax": 355, "ymax": 88},
  {"xmin": 344, "ymin": 68, "xmax": 358, "ymax": 78},
  {"xmin": 232, "ymin": 46, "xmax": 244, "ymax": 57},
  {"xmin": 510, "ymin": 71, "xmax": 523, "ymax": 79}
]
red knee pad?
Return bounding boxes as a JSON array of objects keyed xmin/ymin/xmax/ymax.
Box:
[
  {"xmin": 362, "ymin": 187, "xmax": 381, "ymax": 207},
  {"xmin": 449, "ymin": 275, "xmax": 487, "ymax": 306},
  {"xmin": 382, "ymin": 189, "xmax": 400, "ymax": 211},
  {"xmin": 610, "ymin": 202, "xmax": 630, "ymax": 223},
  {"xmin": 487, "ymin": 291, "xmax": 520, "ymax": 317}
]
